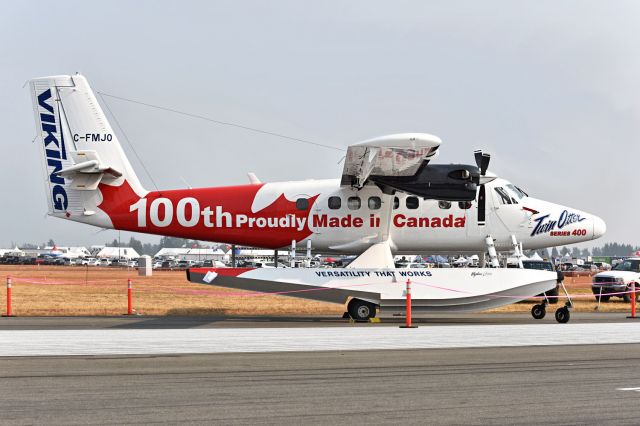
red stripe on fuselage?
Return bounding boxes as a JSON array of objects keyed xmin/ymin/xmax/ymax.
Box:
[{"xmin": 98, "ymin": 180, "xmax": 317, "ymax": 248}]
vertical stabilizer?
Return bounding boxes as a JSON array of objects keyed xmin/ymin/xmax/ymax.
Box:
[{"xmin": 29, "ymin": 74, "xmax": 146, "ymax": 226}]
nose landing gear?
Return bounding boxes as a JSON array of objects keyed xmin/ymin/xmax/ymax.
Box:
[{"xmin": 531, "ymin": 281, "xmax": 573, "ymax": 324}]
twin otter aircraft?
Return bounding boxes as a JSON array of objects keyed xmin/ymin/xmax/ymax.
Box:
[{"xmin": 30, "ymin": 74, "xmax": 606, "ymax": 322}]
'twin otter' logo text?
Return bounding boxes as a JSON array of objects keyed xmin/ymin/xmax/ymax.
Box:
[
  {"xmin": 530, "ymin": 210, "xmax": 586, "ymax": 237},
  {"xmin": 38, "ymin": 89, "xmax": 68, "ymax": 211}
]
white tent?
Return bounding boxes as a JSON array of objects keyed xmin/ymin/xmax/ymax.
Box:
[
  {"xmin": 95, "ymin": 247, "xmax": 140, "ymax": 260},
  {"xmin": 154, "ymin": 248, "xmax": 225, "ymax": 261},
  {"xmin": 530, "ymin": 252, "xmax": 543, "ymax": 261},
  {"xmin": 0, "ymin": 247, "xmax": 24, "ymax": 256}
]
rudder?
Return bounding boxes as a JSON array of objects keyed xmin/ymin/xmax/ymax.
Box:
[{"xmin": 29, "ymin": 74, "xmax": 146, "ymax": 226}]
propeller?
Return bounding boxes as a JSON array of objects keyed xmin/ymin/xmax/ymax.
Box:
[
  {"xmin": 474, "ymin": 150, "xmax": 491, "ymax": 176},
  {"xmin": 473, "ymin": 150, "xmax": 492, "ymax": 226}
]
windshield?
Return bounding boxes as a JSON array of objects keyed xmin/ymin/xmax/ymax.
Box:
[
  {"xmin": 613, "ymin": 260, "xmax": 640, "ymax": 272},
  {"xmin": 523, "ymin": 261, "xmax": 553, "ymax": 271},
  {"xmin": 506, "ymin": 184, "xmax": 527, "ymax": 200}
]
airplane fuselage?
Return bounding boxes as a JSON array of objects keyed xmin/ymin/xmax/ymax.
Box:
[{"xmin": 83, "ymin": 176, "xmax": 605, "ymax": 254}]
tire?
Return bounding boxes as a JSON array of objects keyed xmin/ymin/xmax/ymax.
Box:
[
  {"xmin": 555, "ymin": 307, "xmax": 570, "ymax": 323},
  {"xmin": 348, "ymin": 299, "xmax": 376, "ymax": 321},
  {"xmin": 596, "ymin": 295, "xmax": 610, "ymax": 303},
  {"xmin": 531, "ymin": 304, "xmax": 546, "ymax": 320}
]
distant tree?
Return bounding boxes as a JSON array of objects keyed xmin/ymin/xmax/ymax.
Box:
[
  {"xmin": 551, "ymin": 247, "xmax": 559, "ymax": 258},
  {"xmin": 158, "ymin": 236, "xmax": 188, "ymax": 248},
  {"xmin": 571, "ymin": 247, "xmax": 581, "ymax": 258},
  {"xmin": 47, "ymin": 239, "xmax": 55, "ymax": 247},
  {"xmin": 128, "ymin": 237, "xmax": 144, "ymax": 255},
  {"xmin": 581, "ymin": 248, "xmax": 590, "ymax": 257},
  {"xmin": 539, "ymin": 248, "xmax": 551, "ymax": 260},
  {"xmin": 561, "ymin": 247, "xmax": 570, "ymax": 256},
  {"xmin": 106, "ymin": 238, "xmax": 119, "ymax": 247}
]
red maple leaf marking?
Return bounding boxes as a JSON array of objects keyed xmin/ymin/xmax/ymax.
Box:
[{"xmin": 98, "ymin": 180, "xmax": 318, "ymax": 249}]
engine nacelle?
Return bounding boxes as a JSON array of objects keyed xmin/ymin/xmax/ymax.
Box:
[{"xmin": 372, "ymin": 164, "xmax": 480, "ymax": 201}]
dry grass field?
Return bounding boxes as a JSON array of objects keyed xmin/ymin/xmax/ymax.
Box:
[{"xmin": 0, "ymin": 266, "xmax": 633, "ymax": 317}]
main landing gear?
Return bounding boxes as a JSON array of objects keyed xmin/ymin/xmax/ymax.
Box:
[
  {"xmin": 531, "ymin": 281, "xmax": 573, "ymax": 323},
  {"xmin": 346, "ymin": 299, "xmax": 377, "ymax": 322}
]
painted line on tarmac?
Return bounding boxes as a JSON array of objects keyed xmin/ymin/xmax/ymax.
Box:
[{"xmin": 0, "ymin": 322, "xmax": 639, "ymax": 357}]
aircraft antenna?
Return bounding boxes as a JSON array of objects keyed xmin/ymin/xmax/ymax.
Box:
[{"xmin": 97, "ymin": 91, "xmax": 345, "ymax": 152}]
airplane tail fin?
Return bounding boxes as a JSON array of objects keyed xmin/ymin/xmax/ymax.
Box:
[{"xmin": 29, "ymin": 74, "xmax": 146, "ymax": 227}]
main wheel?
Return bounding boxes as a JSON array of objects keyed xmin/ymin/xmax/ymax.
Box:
[
  {"xmin": 531, "ymin": 304, "xmax": 546, "ymax": 320},
  {"xmin": 347, "ymin": 299, "xmax": 376, "ymax": 321},
  {"xmin": 555, "ymin": 307, "xmax": 570, "ymax": 323},
  {"xmin": 596, "ymin": 295, "xmax": 610, "ymax": 303}
]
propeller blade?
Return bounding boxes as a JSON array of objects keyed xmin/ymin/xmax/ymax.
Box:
[
  {"xmin": 480, "ymin": 153, "xmax": 490, "ymax": 175},
  {"xmin": 474, "ymin": 150, "xmax": 483, "ymax": 170}
]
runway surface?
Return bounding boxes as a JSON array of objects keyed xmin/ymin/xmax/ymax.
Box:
[
  {"xmin": 0, "ymin": 311, "xmax": 630, "ymax": 330},
  {"xmin": 2, "ymin": 322, "xmax": 640, "ymax": 356},
  {"xmin": 2, "ymin": 345, "xmax": 640, "ymax": 425},
  {"xmin": 2, "ymin": 313, "xmax": 639, "ymax": 424}
]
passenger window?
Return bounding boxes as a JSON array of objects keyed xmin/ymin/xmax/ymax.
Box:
[
  {"xmin": 296, "ymin": 198, "xmax": 309, "ymax": 210},
  {"xmin": 438, "ymin": 200, "xmax": 451, "ymax": 210},
  {"xmin": 494, "ymin": 187, "xmax": 512, "ymax": 205},
  {"xmin": 458, "ymin": 201, "xmax": 472, "ymax": 210},
  {"xmin": 368, "ymin": 196, "xmax": 381, "ymax": 210},
  {"xmin": 328, "ymin": 196, "xmax": 341, "ymax": 210},
  {"xmin": 393, "ymin": 197, "xmax": 399, "ymax": 209},
  {"xmin": 347, "ymin": 196, "xmax": 361, "ymax": 210},
  {"xmin": 406, "ymin": 196, "xmax": 419, "ymax": 209}
]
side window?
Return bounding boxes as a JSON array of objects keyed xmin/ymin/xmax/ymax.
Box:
[
  {"xmin": 368, "ymin": 196, "xmax": 381, "ymax": 210},
  {"xmin": 458, "ymin": 201, "xmax": 472, "ymax": 210},
  {"xmin": 406, "ymin": 196, "xmax": 419, "ymax": 209},
  {"xmin": 296, "ymin": 198, "xmax": 309, "ymax": 210},
  {"xmin": 494, "ymin": 187, "xmax": 512, "ymax": 205},
  {"xmin": 393, "ymin": 197, "xmax": 399, "ymax": 209},
  {"xmin": 347, "ymin": 196, "xmax": 361, "ymax": 210},
  {"xmin": 328, "ymin": 196, "xmax": 341, "ymax": 210},
  {"xmin": 438, "ymin": 200, "xmax": 451, "ymax": 210}
]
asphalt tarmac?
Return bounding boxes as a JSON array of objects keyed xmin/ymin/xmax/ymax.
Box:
[
  {"xmin": 2, "ymin": 344, "xmax": 640, "ymax": 425},
  {"xmin": 0, "ymin": 311, "xmax": 631, "ymax": 329}
]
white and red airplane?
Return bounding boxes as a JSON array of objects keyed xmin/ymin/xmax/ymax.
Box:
[{"xmin": 29, "ymin": 74, "xmax": 606, "ymax": 321}]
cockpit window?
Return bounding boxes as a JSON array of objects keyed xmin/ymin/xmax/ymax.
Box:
[
  {"xmin": 506, "ymin": 184, "xmax": 526, "ymax": 200},
  {"xmin": 515, "ymin": 185, "xmax": 528, "ymax": 197},
  {"xmin": 494, "ymin": 187, "xmax": 513, "ymax": 205}
]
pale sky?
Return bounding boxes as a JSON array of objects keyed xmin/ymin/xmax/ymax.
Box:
[{"xmin": 1, "ymin": 0, "xmax": 638, "ymax": 248}]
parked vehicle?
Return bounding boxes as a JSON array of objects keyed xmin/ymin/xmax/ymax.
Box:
[
  {"xmin": 520, "ymin": 260, "xmax": 563, "ymax": 305},
  {"xmin": 162, "ymin": 260, "xmax": 177, "ymax": 269},
  {"xmin": 563, "ymin": 265, "xmax": 592, "ymax": 277},
  {"xmin": 592, "ymin": 258, "xmax": 640, "ymax": 302}
]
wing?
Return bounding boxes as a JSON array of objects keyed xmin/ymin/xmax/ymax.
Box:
[{"xmin": 340, "ymin": 133, "xmax": 441, "ymax": 189}]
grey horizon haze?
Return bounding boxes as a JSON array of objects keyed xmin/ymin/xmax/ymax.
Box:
[{"xmin": 0, "ymin": 1, "xmax": 638, "ymax": 249}]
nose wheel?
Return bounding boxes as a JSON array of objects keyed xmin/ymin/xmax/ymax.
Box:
[
  {"xmin": 554, "ymin": 305, "xmax": 570, "ymax": 323},
  {"xmin": 531, "ymin": 303, "xmax": 546, "ymax": 320}
]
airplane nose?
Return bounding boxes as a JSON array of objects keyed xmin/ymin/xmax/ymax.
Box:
[{"xmin": 593, "ymin": 216, "xmax": 607, "ymax": 239}]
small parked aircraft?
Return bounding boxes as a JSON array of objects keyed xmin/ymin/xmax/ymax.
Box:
[{"xmin": 29, "ymin": 74, "xmax": 605, "ymax": 321}]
